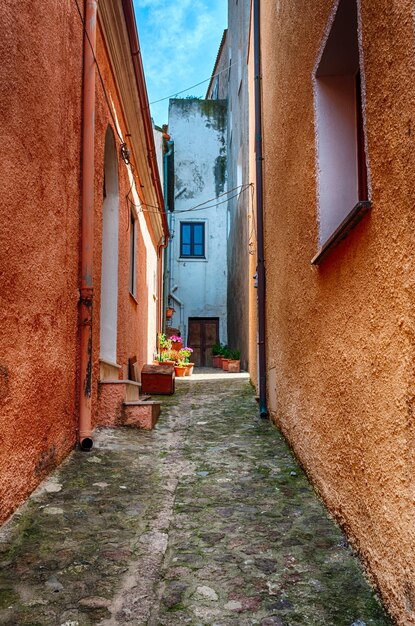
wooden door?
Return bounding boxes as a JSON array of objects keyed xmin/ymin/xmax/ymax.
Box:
[{"xmin": 188, "ymin": 318, "xmax": 219, "ymax": 367}]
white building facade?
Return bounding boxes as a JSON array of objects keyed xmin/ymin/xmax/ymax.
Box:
[{"xmin": 167, "ymin": 98, "xmax": 227, "ymax": 366}]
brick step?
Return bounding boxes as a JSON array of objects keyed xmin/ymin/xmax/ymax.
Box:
[{"xmin": 122, "ymin": 401, "xmax": 161, "ymax": 430}]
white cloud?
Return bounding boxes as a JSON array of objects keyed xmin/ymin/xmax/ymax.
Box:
[{"xmin": 134, "ymin": 0, "xmax": 227, "ymax": 124}]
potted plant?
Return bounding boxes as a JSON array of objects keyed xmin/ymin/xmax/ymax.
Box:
[
  {"xmin": 170, "ymin": 335, "xmax": 183, "ymax": 351},
  {"xmin": 166, "ymin": 306, "xmax": 175, "ymax": 319},
  {"xmin": 212, "ymin": 343, "xmax": 223, "ymax": 368},
  {"xmin": 154, "ymin": 350, "xmax": 176, "ymax": 366},
  {"xmin": 163, "ymin": 349, "xmax": 177, "ymax": 365},
  {"xmin": 178, "ymin": 346, "xmax": 194, "ymax": 376},
  {"xmin": 227, "ymin": 349, "xmax": 241, "ymax": 373},
  {"xmin": 221, "ymin": 346, "xmax": 232, "ymax": 371},
  {"xmin": 174, "ymin": 361, "xmax": 187, "ymax": 377},
  {"xmin": 159, "ymin": 332, "xmax": 172, "ymax": 353}
]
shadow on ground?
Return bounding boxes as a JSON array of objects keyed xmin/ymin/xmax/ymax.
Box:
[{"xmin": 0, "ymin": 377, "xmax": 393, "ymax": 625}]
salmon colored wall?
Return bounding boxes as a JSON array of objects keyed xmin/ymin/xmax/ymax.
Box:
[
  {"xmin": 260, "ymin": 0, "xmax": 415, "ymax": 623},
  {"xmin": 0, "ymin": 5, "xmax": 161, "ymax": 523},
  {"xmin": 0, "ymin": 2, "xmax": 83, "ymax": 523},
  {"xmin": 92, "ymin": 27, "xmax": 159, "ymax": 429}
]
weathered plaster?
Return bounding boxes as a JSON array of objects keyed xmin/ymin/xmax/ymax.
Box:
[
  {"xmin": 0, "ymin": 5, "xmax": 161, "ymax": 524},
  {"xmin": 168, "ymin": 99, "xmax": 228, "ymax": 346},
  {"xmin": 259, "ymin": 0, "xmax": 415, "ymax": 623}
]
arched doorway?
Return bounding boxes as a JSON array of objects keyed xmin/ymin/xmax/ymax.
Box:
[{"xmin": 100, "ymin": 126, "xmax": 119, "ymax": 364}]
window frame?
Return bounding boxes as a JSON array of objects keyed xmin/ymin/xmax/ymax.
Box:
[
  {"xmin": 311, "ymin": 0, "xmax": 371, "ymax": 265},
  {"xmin": 180, "ymin": 221, "xmax": 206, "ymax": 259}
]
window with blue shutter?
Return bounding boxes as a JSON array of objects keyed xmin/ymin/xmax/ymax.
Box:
[{"xmin": 180, "ymin": 222, "xmax": 205, "ymax": 258}]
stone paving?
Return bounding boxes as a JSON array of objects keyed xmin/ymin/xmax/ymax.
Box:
[{"xmin": 0, "ymin": 372, "xmax": 393, "ymax": 625}]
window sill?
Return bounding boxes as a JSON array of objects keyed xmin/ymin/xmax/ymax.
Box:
[
  {"xmin": 179, "ymin": 256, "xmax": 207, "ymax": 261},
  {"xmin": 311, "ymin": 201, "xmax": 371, "ymax": 266}
]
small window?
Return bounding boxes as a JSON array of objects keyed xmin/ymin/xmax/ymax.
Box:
[
  {"xmin": 129, "ymin": 209, "xmax": 137, "ymax": 296},
  {"xmin": 212, "ymin": 76, "xmax": 219, "ymax": 100},
  {"xmin": 180, "ymin": 222, "xmax": 205, "ymax": 258},
  {"xmin": 314, "ymin": 0, "xmax": 369, "ymax": 247}
]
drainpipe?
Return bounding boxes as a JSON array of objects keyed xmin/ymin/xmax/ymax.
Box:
[
  {"xmin": 253, "ymin": 0, "xmax": 268, "ymax": 419},
  {"xmin": 163, "ymin": 140, "xmax": 174, "ymax": 330},
  {"xmin": 169, "ymin": 290, "xmax": 185, "ymax": 340},
  {"xmin": 78, "ymin": 0, "xmax": 97, "ymax": 450},
  {"xmin": 157, "ymin": 239, "xmax": 167, "ymax": 336}
]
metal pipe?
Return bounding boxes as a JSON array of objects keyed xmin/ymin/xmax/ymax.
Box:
[
  {"xmin": 157, "ymin": 239, "xmax": 167, "ymax": 336},
  {"xmin": 253, "ymin": 0, "xmax": 268, "ymax": 419},
  {"xmin": 168, "ymin": 212, "xmax": 176, "ymax": 302},
  {"xmin": 78, "ymin": 0, "xmax": 97, "ymax": 450},
  {"xmin": 163, "ymin": 140, "xmax": 174, "ymax": 330},
  {"xmin": 169, "ymin": 291, "xmax": 185, "ymax": 340}
]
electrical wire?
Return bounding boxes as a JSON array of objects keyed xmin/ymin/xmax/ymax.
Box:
[
  {"xmin": 127, "ymin": 183, "xmax": 252, "ymax": 214},
  {"xmin": 175, "ymin": 186, "xmax": 251, "ymax": 213},
  {"xmin": 131, "ymin": 184, "xmax": 253, "ymax": 216},
  {"xmin": 149, "ymin": 61, "xmax": 239, "ymax": 105}
]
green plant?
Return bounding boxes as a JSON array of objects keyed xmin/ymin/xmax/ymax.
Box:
[
  {"xmin": 212, "ymin": 343, "xmax": 222, "ymax": 356},
  {"xmin": 178, "ymin": 347, "xmax": 193, "ymax": 363},
  {"xmin": 159, "ymin": 333, "xmax": 172, "ymax": 350},
  {"xmin": 230, "ymin": 349, "xmax": 240, "ymax": 360},
  {"xmin": 221, "ymin": 346, "xmax": 232, "ymax": 359}
]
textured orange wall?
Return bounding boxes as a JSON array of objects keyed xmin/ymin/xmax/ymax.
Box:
[
  {"xmin": 260, "ymin": 1, "xmax": 415, "ymax": 623},
  {"xmin": 92, "ymin": 26, "xmax": 157, "ymax": 431},
  {"xmin": 0, "ymin": 5, "xmax": 159, "ymax": 523},
  {"xmin": 0, "ymin": 2, "xmax": 83, "ymax": 522}
]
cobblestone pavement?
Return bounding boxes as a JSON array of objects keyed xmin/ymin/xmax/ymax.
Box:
[{"xmin": 0, "ymin": 373, "xmax": 393, "ymax": 625}]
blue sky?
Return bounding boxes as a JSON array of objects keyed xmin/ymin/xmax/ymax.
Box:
[{"xmin": 133, "ymin": 0, "xmax": 228, "ymax": 126}]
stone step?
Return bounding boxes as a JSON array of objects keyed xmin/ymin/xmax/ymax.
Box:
[
  {"xmin": 99, "ymin": 359, "xmax": 122, "ymax": 381},
  {"xmin": 100, "ymin": 379, "xmax": 141, "ymax": 401},
  {"xmin": 97, "ymin": 380, "xmax": 142, "ymax": 427},
  {"xmin": 122, "ymin": 401, "xmax": 161, "ymax": 430}
]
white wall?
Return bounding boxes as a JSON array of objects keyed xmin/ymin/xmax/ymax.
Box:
[
  {"xmin": 168, "ymin": 99, "xmax": 227, "ymax": 345},
  {"xmin": 100, "ymin": 128, "xmax": 119, "ymax": 364}
]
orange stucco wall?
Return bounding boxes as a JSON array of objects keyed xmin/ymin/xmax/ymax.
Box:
[
  {"xmin": 0, "ymin": 3, "xmax": 160, "ymax": 524},
  {"xmin": 259, "ymin": 1, "xmax": 415, "ymax": 623},
  {"xmin": 0, "ymin": 1, "xmax": 83, "ymax": 523},
  {"xmin": 92, "ymin": 25, "xmax": 160, "ymax": 424}
]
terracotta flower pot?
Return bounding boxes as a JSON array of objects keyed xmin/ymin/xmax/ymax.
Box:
[
  {"xmin": 185, "ymin": 363, "xmax": 194, "ymax": 376},
  {"xmin": 222, "ymin": 358, "xmax": 230, "ymax": 371},
  {"xmin": 212, "ymin": 355, "xmax": 221, "ymax": 368},
  {"xmin": 174, "ymin": 365, "xmax": 187, "ymax": 377},
  {"xmin": 227, "ymin": 359, "xmax": 240, "ymax": 373}
]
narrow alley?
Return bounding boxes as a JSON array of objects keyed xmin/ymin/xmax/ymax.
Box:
[{"xmin": 0, "ymin": 375, "xmax": 392, "ymax": 626}]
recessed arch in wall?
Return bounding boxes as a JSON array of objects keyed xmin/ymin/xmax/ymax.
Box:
[{"xmin": 100, "ymin": 126, "xmax": 119, "ymax": 364}]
